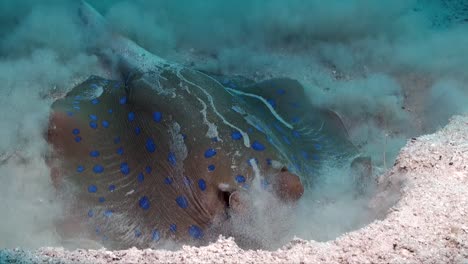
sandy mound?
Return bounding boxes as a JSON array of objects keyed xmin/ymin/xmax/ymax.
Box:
[{"xmin": 39, "ymin": 115, "xmax": 468, "ymax": 263}]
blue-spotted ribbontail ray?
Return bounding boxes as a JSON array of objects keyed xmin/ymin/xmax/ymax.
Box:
[{"xmin": 46, "ymin": 1, "xmax": 362, "ymax": 249}]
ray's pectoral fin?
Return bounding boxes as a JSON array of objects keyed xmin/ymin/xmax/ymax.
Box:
[{"xmin": 235, "ymin": 77, "xmax": 358, "ymax": 157}]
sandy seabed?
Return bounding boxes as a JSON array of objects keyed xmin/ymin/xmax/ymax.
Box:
[{"xmin": 30, "ymin": 115, "xmax": 468, "ymax": 263}]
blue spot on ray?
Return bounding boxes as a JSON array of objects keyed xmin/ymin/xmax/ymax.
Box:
[
  {"xmin": 77, "ymin": 165, "xmax": 84, "ymax": 173},
  {"xmin": 88, "ymin": 185, "xmax": 97, "ymax": 193},
  {"xmin": 93, "ymin": 165, "xmax": 104, "ymax": 173},
  {"xmin": 170, "ymin": 224, "xmax": 177, "ymax": 232},
  {"xmin": 119, "ymin": 97, "xmax": 127, "ymax": 104},
  {"xmin": 102, "ymin": 120, "xmax": 109, "ymax": 128},
  {"xmin": 128, "ymin": 112, "xmax": 135, "ymax": 121},
  {"xmin": 89, "ymin": 114, "xmax": 98, "ymax": 121},
  {"xmin": 176, "ymin": 196, "xmax": 188, "ymax": 209},
  {"xmin": 138, "ymin": 173, "xmax": 144, "ymax": 183},
  {"xmin": 120, "ymin": 162, "xmax": 130, "ymax": 175},
  {"xmin": 198, "ymin": 179, "xmax": 206, "ymax": 191},
  {"xmin": 139, "ymin": 196, "xmax": 150, "ymax": 210},
  {"xmin": 98, "ymin": 197, "xmax": 105, "ymax": 203},
  {"xmin": 117, "ymin": 147, "xmax": 124, "ymax": 155},
  {"xmin": 168, "ymin": 152, "xmax": 176, "ymax": 166},
  {"xmin": 267, "ymin": 99, "xmax": 276, "ymax": 108},
  {"xmin": 152, "ymin": 112, "xmax": 162, "ymax": 123},
  {"xmin": 72, "ymin": 128, "xmax": 80, "ymax": 135},
  {"xmin": 273, "ymin": 123, "xmax": 286, "ymax": 134},
  {"xmin": 90, "ymin": 150, "xmax": 100, "ymax": 157},
  {"xmin": 108, "ymin": 109, "xmax": 113, "ymax": 113},
  {"xmin": 145, "ymin": 138, "xmax": 156, "ymax": 153},
  {"xmin": 235, "ymin": 175, "xmax": 246, "ymax": 183},
  {"xmin": 189, "ymin": 225, "xmax": 203, "ymax": 239},
  {"xmin": 208, "ymin": 164, "xmax": 215, "ymax": 172},
  {"xmin": 134, "ymin": 229, "xmax": 142, "ymax": 238},
  {"xmin": 114, "ymin": 137, "xmax": 120, "ymax": 144},
  {"xmin": 145, "ymin": 166, "xmax": 152, "ymax": 174},
  {"xmin": 88, "ymin": 209, "xmax": 94, "ymax": 217},
  {"xmin": 204, "ymin": 148, "xmax": 216, "ymax": 158},
  {"xmin": 164, "ymin": 177, "xmax": 173, "ymax": 184},
  {"xmin": 231, "ymin": 131, "xmax": 242, "ymax": 140},
  {"xmin": 75, "ymin": 136, "xmax": 82, "ymax": 143},
  {"xmin": 290, "ymin": 102, "xmax": 300, "ymax": 108},
  {"xmin": 91, "ymin": 98, "xmax": 99, "ymax": 105},
  {"xmin": 134, "ymin": 127, "xmax": 141, "ymax": 135},
  {"xmin": 104, "ymin": 210, "xmax": 113, "ymax": 217},
  {"xmin": 251, "ymin": 141, "xmax": 266, "ymax": 151},
  {"xmin": 152, "ymin": 230, "xmax": 160, "ymax": 241},
  {"xmin": 292, "ymin": 130, "xmax": 301, "ymax": 138},
  {"xmin": 108, "ymin": 184, "xmax": 116, "ymax": 192},
  {"xmin": 89, "ymin": 121, "xmax": 98, "ymax": 129}
]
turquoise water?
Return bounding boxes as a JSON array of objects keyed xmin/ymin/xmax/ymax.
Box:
[{"xmin": 0, "ymin": 0, "xmax": 467, "ymax": 251}]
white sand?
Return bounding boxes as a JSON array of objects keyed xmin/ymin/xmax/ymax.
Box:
[{"xmin": 39, "ymin": 115, "xmax": 468, "ymax": 263}]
